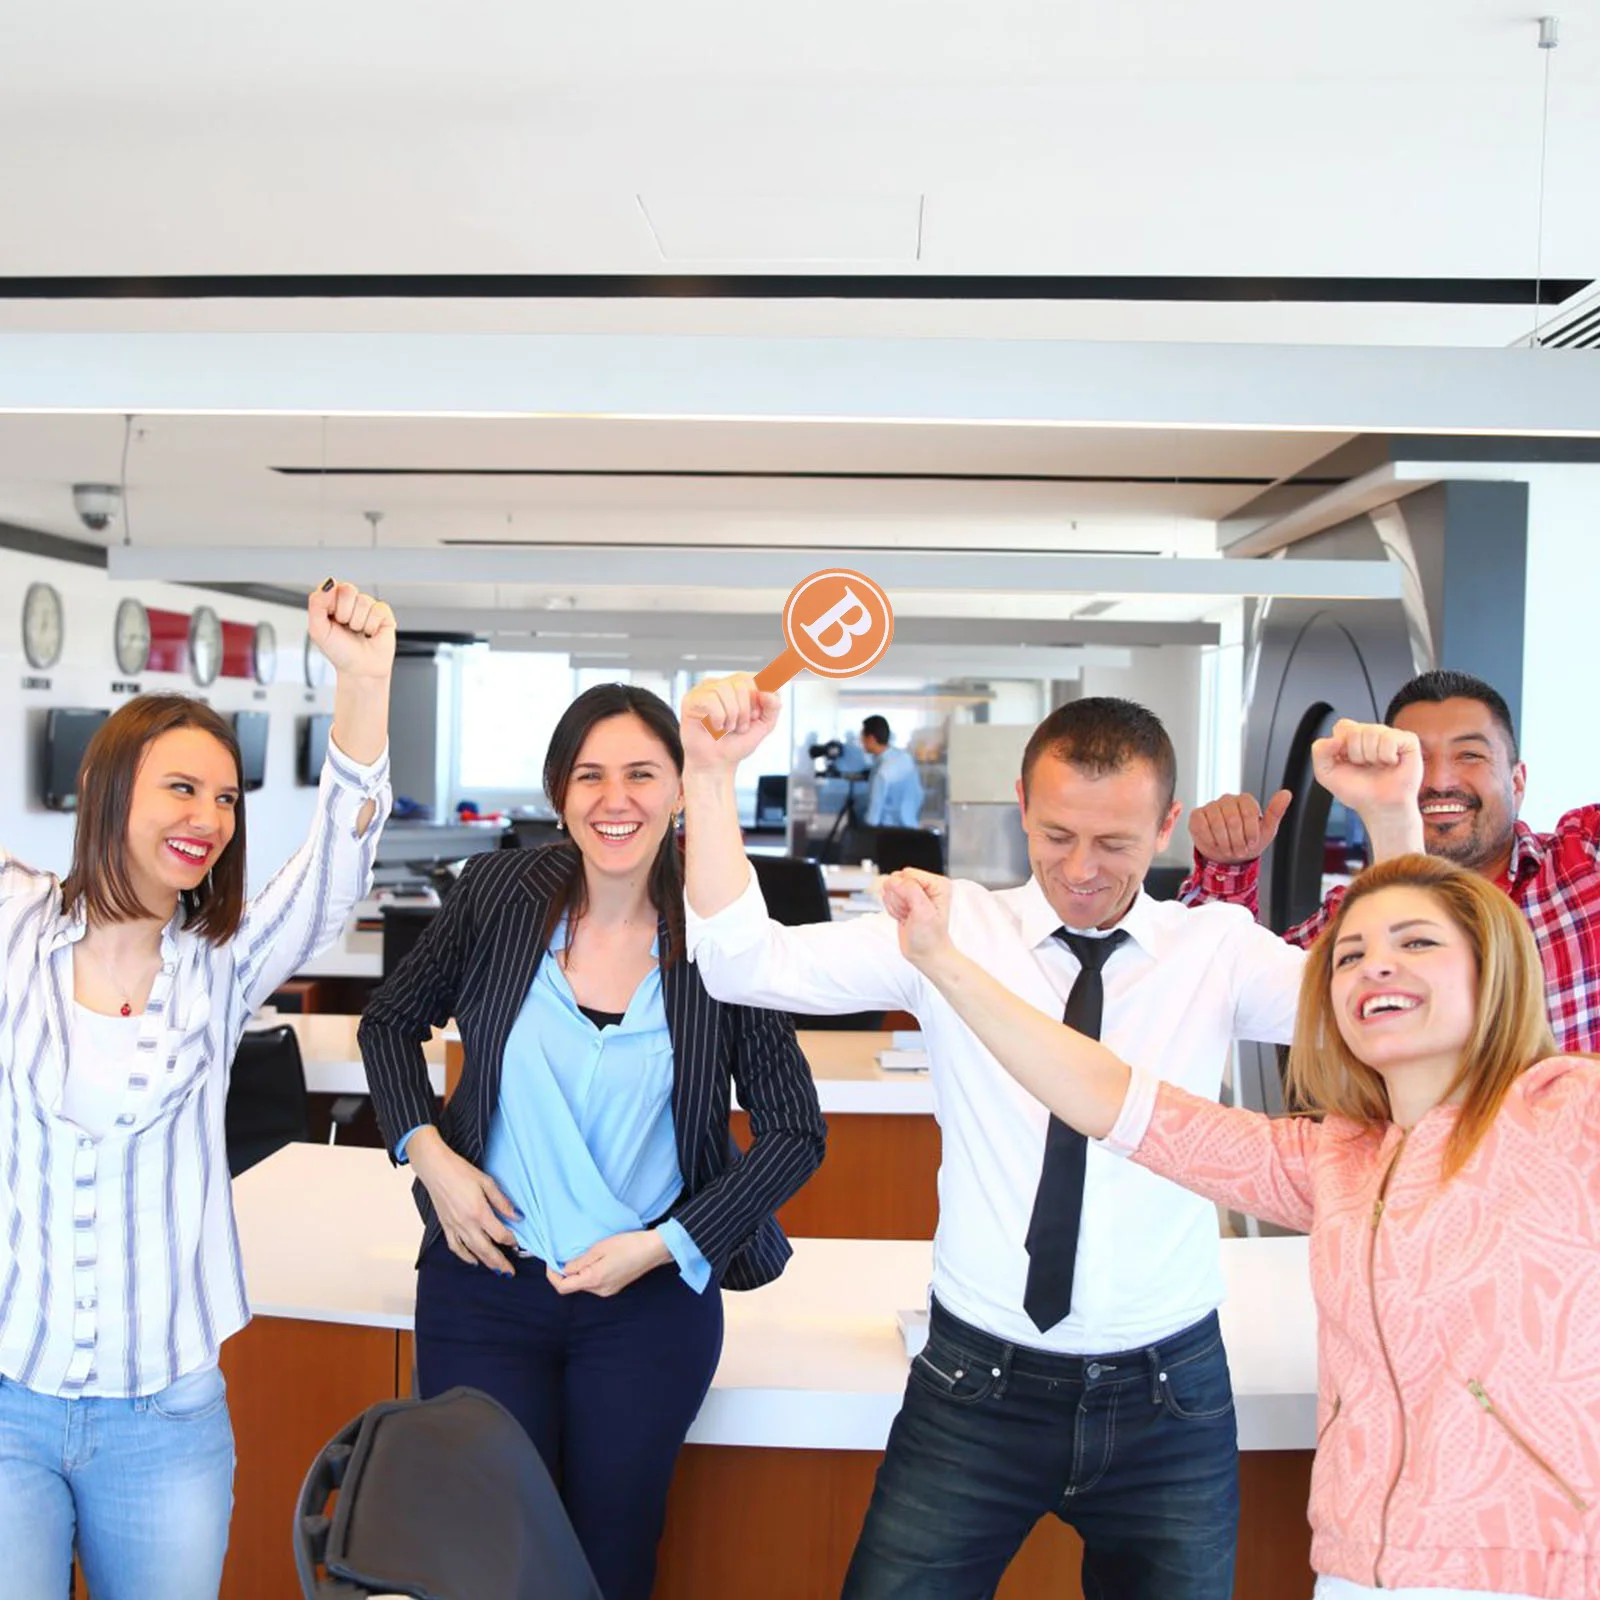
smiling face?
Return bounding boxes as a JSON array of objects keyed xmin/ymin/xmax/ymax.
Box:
[
  {"xmin": 124, "ymin": 727, "xmax": 240, "ymax": 915},
  {"xmin": 1390, "ymin": 698, "xmax": 1524, "ymax": 875},
  {"xmin": 1329, "ymin": 884, "xmax": 1477, "ymax": 1089},
  {"xmin": 1016, "ymin": 754, "xmax": 1180, "ymax": 930},
  {"xmin": 561, "ymin": 712, "xmax": 684, "ymax": 885}
]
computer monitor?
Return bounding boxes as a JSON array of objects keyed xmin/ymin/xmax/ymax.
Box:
[
  {"xmin": 297, "ymin": 713, "xmax": 334, "ymax": 786},
  {"xmin": 232, "ymin": 711, "xmax": 269, "ymax": 792},
  {"xmin": 41, "ymin": 708, "xmax": 109, "ymax": 811},
  {"xmin": 754, "ymin": 775, "xmax": 788, "ymax": 828}
]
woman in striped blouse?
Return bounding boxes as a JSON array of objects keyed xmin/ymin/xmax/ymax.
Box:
[{"xmin": 0, "ymin": 580, "xmax": 395, "ymax": 1600}]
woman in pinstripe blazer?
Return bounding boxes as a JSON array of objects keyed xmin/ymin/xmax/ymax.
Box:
[{"xmin": 359, "ymin": 683, "xmax": 825, "ymax": 1600}]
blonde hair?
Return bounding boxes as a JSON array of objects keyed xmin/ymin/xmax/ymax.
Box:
[{"xmin": 1286, "ymin": 854, "xmax": 1556, "ymax": 1178}]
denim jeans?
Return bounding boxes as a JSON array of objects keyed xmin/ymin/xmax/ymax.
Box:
[
  {"xmin": 843, "ymin": 1300, "xmax": 1240, "ymax": 1600},
  {"xmin": 0, "ymin": 1365, "xmax": 235, "ymax": 1600},
  {"xmin": 415, "ymin": 1234, "xmax": 724, "ymax": 1600}
]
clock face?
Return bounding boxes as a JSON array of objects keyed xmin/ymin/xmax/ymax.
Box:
[
  {"xmin": 253, "ymin": 621, "xmax": 278, "ymax": 685},
  {"xmin": 189, "ymin": 605, "xmax": 223, "ymax": 687},
  {"xmin": 114, "ymin": 597, "xmax": 151, "ymax": 676},
  {"xmin": 22, "ymin": 582, "xmax": 64, "ymax": 670},
  {"xmin": 303, "ymin": 632, "xmax": 333, "ymax": 689}
]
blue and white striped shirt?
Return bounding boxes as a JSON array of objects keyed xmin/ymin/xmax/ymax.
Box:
[{"xmin": 0, "ymin": 741, "xmax": 390, "ymax": 1397}]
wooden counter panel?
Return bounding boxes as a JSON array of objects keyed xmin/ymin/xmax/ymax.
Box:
[
  {"xmin": 731, "ymin": 1111, "xmax": 941, "ymax": 1240},
  {"xmin": 218, "ymin": 1318, "xmax": 403, "ymax": 1600},
  {"xmin": 655, "ymin": 1445, "xmax": 1311, "ymax": 1600}
]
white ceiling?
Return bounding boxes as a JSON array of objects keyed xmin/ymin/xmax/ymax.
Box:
[
  {"xmin": 0, "ymin": 411, "xmax": 1349, "ymax": 629},
  {"xmin": 3, "ymin": 0, "xmax": 1598, "ymax": 347},
  {"xmin": 3, "ymin": 1, "xmax": 1595, "ymax": 661}
]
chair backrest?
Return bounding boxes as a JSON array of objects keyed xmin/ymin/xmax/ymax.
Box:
[
  {"xmin": 226, "ymin": 1025, "xmax": 310, "ymax": 1177},
  {"xmin": 295, "ymin": 1386, "xmax": 603, "ymax": 1600},
  {"xmin": 502, "ymin": 818, "xmax": 564, "ymax": 853},
  {"xmin": 1142, "ymin": 864, "xmax": 1189, "ymax": 903},
  {"xmin": 749, "ymin": 853, "xmax": 831, "ymax": 927},
  {"xmin": 380, "ymin": 906, "xmax": 439, "ymax": 980},
  {"xmin": 870, "ymin": 827, "xmax": 945, "ymax": 875}
]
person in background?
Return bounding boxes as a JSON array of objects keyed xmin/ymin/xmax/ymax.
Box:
[
  {"xmin": 861, "ymin": 714, "xmax": 924, "ymax": 829},
  {"xmin": 1180, "ymin": 670, "xmax": 1600, "ymax": 1053},
  {"xmin": 359, "ymin": 683, "xmax": 825, "ymax": 1600},
  {"xmin": 681, "ymin": 675, "xmax": 1305, "ymax": 1600},
  {"xmin": 0, "ymin": 581, "xmax": 395, "ymax": 1600},
  {"xmin": 884, "ymin": 832, "xmax": 1599, "ymax": 1599}
]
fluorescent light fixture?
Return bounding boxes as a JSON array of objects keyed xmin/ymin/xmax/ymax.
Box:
[{"xmin": 106, "ymin": 545, "xmax": 1405, "ymax": 601}]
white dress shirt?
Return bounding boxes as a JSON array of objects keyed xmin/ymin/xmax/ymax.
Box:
[
  {"xmin": 687, "ymin": 868, "xmax": 1305, "ymax": 1354},
  {"xmin": 0, "ymin": 741, "xmax": 391, "ymax": 1397}
]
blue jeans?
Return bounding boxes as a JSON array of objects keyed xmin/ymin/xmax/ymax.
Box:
[
  {"xmin": 843, "ymin": 1301, "xmax": 1240, "ymax": 1600},
  {"xmin": 0, "ymin": 1365, "xmax": 235, "ymax": 1600}
]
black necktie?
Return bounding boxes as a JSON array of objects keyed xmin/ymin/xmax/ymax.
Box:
[{"xmin": 1022, "ymin": 926, "xmax": 1130, "ymax": 1333}]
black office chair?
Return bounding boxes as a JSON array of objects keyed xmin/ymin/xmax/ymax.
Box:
[
  {"xmin": 870, "ymin": 827, "xmax": 945, "ymax": 875},
  {"xmin": 294, "ymin": 1386, "xmax": 603, "ymax": 1600},
  {"xmin": 747, "ymin": 854, "xmax": 884, "ymax": 1032},
  {"xmin": 1142, "ymin": 864, "xmax": 1190, "ymax": 902},
  {"xmin": 502, "ymin": 818, "xmax": 565, "ymax": 853},
  {"xmin": 749, "ymin": 853, "xmax": 832, "ymax": 926},
  {"xmin": 226, "ymin": 1026, "xmax": 312, "ymax": 1177},
  {"xmin": 381, "ymin": 906, "xmax": 439, "ymax": 981}
]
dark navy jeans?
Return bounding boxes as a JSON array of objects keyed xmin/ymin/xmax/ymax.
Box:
[
  {"xmin": 843, "ymin": 1299, "xmax": 1240, "ymax": 1600},
  {"xmin": 414, "ymin": 1234, "xmax": 723, "ymax": 1600}
]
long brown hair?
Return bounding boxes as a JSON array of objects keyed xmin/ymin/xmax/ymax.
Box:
[
  {"xmin": 59, "ymin": 695, "xmax": 247, "ymax": 943},
  {"xmin": 1287, "ymin": 854, "xmax": 1556, "ymax": 1178},
  {"xmin": 539, "ymin": 684, "xmax": 685, "ymax": 968}
]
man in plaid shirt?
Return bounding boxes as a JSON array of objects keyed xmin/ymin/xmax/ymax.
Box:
[{"xmin": 1180, "ymin": 669, "xmax": 1600, "ymax": 1053}]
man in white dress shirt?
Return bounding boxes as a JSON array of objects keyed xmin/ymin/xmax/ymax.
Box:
[{"xmin": 680, "ymin": 677, "xmax": 1305, "ymax": 1600}]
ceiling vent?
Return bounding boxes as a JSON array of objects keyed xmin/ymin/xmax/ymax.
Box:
[{"xmin": 1522, "ymin": 283, "xmax": 1600, "ymax": 349}]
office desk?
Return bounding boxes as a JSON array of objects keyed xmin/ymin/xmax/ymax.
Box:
[
  {"xmin": 270, "ymin": 1016, "xmax": 937, "ymax": 1237},
  {"xmin": 292, "ymin": 927, "xmax": 383, "ymax": 980},
  {"xmin": 253, "ymin": 1012, "xmax": 451, "ymax": 1098},
  {"xmin": 219, "ymin": 1145, "xmax": 1315, "ymax": 1600}
]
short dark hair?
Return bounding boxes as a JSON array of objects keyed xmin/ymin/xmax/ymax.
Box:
[
  {"xmin": 1021, "ymin": 697, "xmax": 1177, "ymax": 811},
  {"xmin": 1384, "ymin": 671, "xmax": 1519, "ymax": 761},
  {"xmin": 60, "ymin": 694, "xmax": 247, "ymax": 943},
  {"xmin": 541, "ymin": 683, "xmax": 686, "ymax": 966},
  {"xmin": 861, "ymin": 715, "xmax": 891, "ymax": 744}
]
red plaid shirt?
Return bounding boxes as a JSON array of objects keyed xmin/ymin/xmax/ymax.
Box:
[{"xmin": 1180, "ymin": 805, "xmax": 1600, "ymax": 1054}]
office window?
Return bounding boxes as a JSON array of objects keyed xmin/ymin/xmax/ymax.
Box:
[{"xmin": 457, "ymin": 650, "xmax": 574, "ymax": 792}]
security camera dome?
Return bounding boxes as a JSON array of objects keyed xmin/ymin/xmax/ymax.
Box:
[{"xmin": 72, "ymin": 482, "xmax": 122, "ymax": 533}]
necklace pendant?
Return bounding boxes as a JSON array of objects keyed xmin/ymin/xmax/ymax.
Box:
[{"xmin": 119, "ymin": 1002, "xmax": 132, "ymax": 1017}]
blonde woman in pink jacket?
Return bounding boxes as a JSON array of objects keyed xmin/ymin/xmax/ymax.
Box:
[{"xmin": 881, "ymin": 850, "xmax": 1597, "ymax": 1600}]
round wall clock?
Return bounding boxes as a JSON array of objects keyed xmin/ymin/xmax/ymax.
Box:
[
  {"xmin": 303, "ymin": 633, "xmax": 332, "ymax": 689},
  {"xmin": 189, "ymin": 605, "xmax": 223, "ymax": 687},
  {"xmin": 114, "ymin": 596, "xmax": 151, "ymax": 676},
  {"xmin": 22, "ymin": 582, "xmax": 64, "ymax": 670},
  {"xmin": 253, "ymin": 621, "xmax": 278, "ymax": 685}
]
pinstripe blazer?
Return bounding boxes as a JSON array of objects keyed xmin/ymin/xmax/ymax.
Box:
[{"xmin": 359, "ymin": 844, "xmax": 826, "ymax": 1290}]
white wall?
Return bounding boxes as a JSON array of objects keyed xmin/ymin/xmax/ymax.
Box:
[
  {"xmin": 1077, "ymin": 645, "xmax": 1205, "ymax": 865},
  {"xmin": 0, "ymin": 544, "xmax": 332, "ymax": 885},
  {"xmin": 1516, "ymin": 465, "xmax": 1599, "ymax": 833}
]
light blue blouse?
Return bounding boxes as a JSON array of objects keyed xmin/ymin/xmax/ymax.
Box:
[{"xmin": 408, "ymin": 920, "xmax": 709, "ymax": 1291}]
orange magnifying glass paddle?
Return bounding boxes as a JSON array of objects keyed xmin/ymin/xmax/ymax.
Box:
[{"xmin": 704, "ymin": 568, "xmax": 894, "ymax": 738}]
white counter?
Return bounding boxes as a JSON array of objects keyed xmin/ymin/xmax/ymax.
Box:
[
  {"xmin": 294, "ymin": 928, "xmax": 383, "ymax": 979},
  {"xmin": 233, "ymin": 1144, "xmax": 1317, "ymax": 1453},
  {"xmin": 271, "ymin": 1016, "xmax": 933, "ymax": 1115}
]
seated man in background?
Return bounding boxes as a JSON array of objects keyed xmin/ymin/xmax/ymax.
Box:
[
  {"xmin": 860, "ymin": 714, "xmax": 924, "ymax": 828},
  {"xmin": 1181, "ymin": 668, "xmax": 1600, "ymax": 1052}
]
